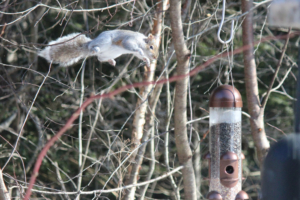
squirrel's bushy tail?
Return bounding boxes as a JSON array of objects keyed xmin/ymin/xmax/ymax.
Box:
[{"xmin": 39, "ymin": 33, "xmax": 92, "ymax": 67}]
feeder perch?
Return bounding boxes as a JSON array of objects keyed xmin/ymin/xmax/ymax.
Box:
[
  {"xmin": 220, "ymin": 152, "xmax": 239, "ymax": 188},
  {"xmin": 207, "ymin": 191, "xmax": 223, "ymax": 200},
  {"xmin": 235, "ymin": 190, "xmax": 249, "ymax": 200},
  {"xmin": 206, "ymin": 85, "xmax": 248, "ymax": 199}
]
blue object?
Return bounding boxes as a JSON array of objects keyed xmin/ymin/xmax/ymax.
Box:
[{"xmin": 261, "ymin": 134, "xmax": 300, "ymax": 200}]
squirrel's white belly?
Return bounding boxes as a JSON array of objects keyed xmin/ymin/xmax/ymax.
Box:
[{"xmin": 97, "ymin": 45, "xmax": 138, "ymax": 62}]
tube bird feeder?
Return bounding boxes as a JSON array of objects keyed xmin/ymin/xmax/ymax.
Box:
[{"xmin": 206, "ymin": 85, "xmax": 248, "ymax": 200}]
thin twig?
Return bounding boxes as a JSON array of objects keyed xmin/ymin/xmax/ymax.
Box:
[
  {"xmin": 54, "ymin": 162, "xmax": 71, "ymax": 200},
  {"xmin": 76, "ymin": 60, "xmax": 86, "ymax": 200},
  {"xmin": 260, "ymin": 28, "xmax": 292, "ymax": 112},
  {"xmin": 28, "ymin": 166, "xmax": 184, "ymax": 195},
  {"xmin": 3, "ymin": 62, "xmax": 52, "ymax": 171},
  {"xmin": 0, "ymin": 1, "xmax": 135, "ymax": 15}
]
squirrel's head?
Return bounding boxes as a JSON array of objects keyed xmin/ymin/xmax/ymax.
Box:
[{"xmin": 144, "ymin": 34, "xmax": 159, "ymax": 61}]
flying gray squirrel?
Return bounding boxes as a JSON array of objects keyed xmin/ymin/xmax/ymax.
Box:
[{"xmin": 38, "ymin": 30, "xmax": 159, "ymax": 67}]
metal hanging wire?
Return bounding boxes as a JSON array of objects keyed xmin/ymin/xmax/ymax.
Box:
[{"xmin": 217, "ymin": 0, "xmax": 235, "ymax": 44}]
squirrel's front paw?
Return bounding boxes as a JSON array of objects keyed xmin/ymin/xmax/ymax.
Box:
[{"xmin": 143, "ymin": 58, "xmax": 150, "ymax": 67}]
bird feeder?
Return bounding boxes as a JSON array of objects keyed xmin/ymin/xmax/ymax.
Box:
[{"xmin": 206, "ymin": 85, "xmax": 248, "ymax": 200}]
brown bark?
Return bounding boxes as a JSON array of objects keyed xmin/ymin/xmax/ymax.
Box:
[
  {"xmin": 121, "ymin": 1, "xmax": 168, "ymax": 199},
  {"xmin": 170, "ymin": 1, "xmax": 197, "ymax": 200},
  {"xmin": 241, "ymin": 0, "xmax": 270, "ymax": 165},
  {"xmin": 122, "ymin": 50, "xmax": 156, "ymax": 200}
]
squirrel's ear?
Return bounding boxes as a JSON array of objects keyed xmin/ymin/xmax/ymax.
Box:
[
  {"xmin": 144, "ymin": 34, "xmax": 155, "ymax": 44},
  {"xmin": 148, "ymin": 34, "xmax": 154, "ymax": 39}
]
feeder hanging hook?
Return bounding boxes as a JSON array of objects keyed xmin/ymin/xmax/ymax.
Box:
[{"xmin": 217, "ymin": 0, "xmax": 234, "ymax": 44}]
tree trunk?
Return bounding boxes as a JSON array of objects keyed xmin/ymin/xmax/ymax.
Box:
[
  {"xmin": 122, "ymin": 1, "xmax": 168, "ymax": 199},
  {"xmin": 170, "ymin": 1, "xmax": 197, "ymax": 199},
  {"xmin": 241, "ymin": 0, "xmax": 270, "ymax": 165}
]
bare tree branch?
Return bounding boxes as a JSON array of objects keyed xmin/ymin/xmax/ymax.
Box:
[
  {"xmin": 28, "ymin": 166, "xmax": 184, "ymax": 195},
  {"xmin": 260, "ymin": 28, "xmax": 292, "ymax": 111},
  {"xmin": 241, "ymin": 0, "xmax": 270, "ymax": 165},
  {"xmin": 170, "ymin": 1, "xmax": 197, "ymax": 199},
  {"xmin": 122, "ymin": 1, "xmax": 168, "ymax": 199}
]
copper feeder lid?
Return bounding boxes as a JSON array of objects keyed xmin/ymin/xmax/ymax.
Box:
[
  {"xmin": 209, "ymin": 85, "xmax": 243, "ymax": 108},
  {"xmin": 207, "ymin": 191, "xmax": 223, "ymax": 200}
]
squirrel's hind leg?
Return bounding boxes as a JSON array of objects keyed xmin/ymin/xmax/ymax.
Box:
[
  {"xmin": 97, "ymin": 55, "xmax": 116, "ymax": 66},
  {"xmin": 107, "ymin": 59, "xmax": 116, "ymax": 66}
]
